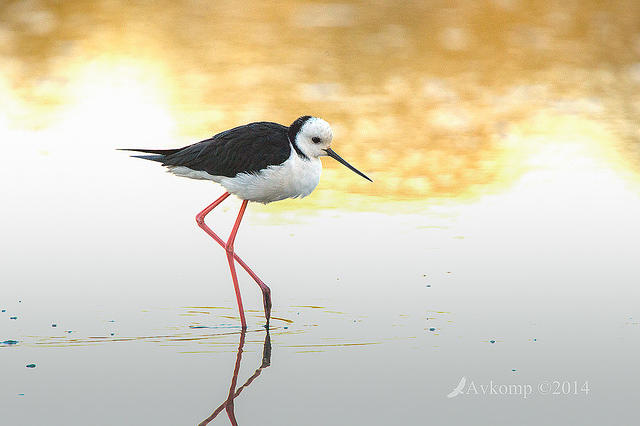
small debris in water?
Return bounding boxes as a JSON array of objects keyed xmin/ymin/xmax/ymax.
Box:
[
  {"xmin": 9, "ymin": 316, "xmax": 17, "ymax": 320},
  {"xmin": 26, "ymin": 364, "xmax": 36, "ymax": 368},
  {"xmin": 429, "ymin": 327, "xmax": 436, "ymax": 331},
  {"xmin": 533, "ymin": 338, "xmax": 537, "ymax": 341},
  {"xmin": 110, "ymin": 333, "xmax": 114, "ymax": 336},
  {"xmin": 2, "ymin": 340, "xmax": 18, "ymax": 345},
  {"xmin": 512, "ymin": 369, "xmax": 516, "ymax": 372},
  {"xmin": 490, "ymin": 340, "xmax": 496, "ymax": 344},
  {"xmin": 426, "ymin": 284, "xmax": 431, "ymax": 287},
  {"xmin": 52, "ymin": 324, "xmax": 57, "ymax": 327},
  {"xmin": 18, "ymin": 393, "xmax": 24, "ymax": 396},
  {"xmin": 283, "ymin": 326, "xmax": 288, "ymax": 329},
  {"xmin": 108, "ymin": 320, "xmax": 115, "ymax": 323},
  {"xmin": 1, "ymin": 309, "xmax": 5, "ymax": 312},
  {"xmin": 66, "ymin": 331, "xmax": 72, "ymax": 334}
]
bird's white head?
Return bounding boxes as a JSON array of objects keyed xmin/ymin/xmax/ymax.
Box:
[
  {"xmin": 288, "ymin": 115, "xmax": 373, "ymax": 182},
  {"xmin": 288, "ymin": 116, "xmax": 333, "ymax": 159}
]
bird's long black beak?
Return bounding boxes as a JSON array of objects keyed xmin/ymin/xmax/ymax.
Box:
[{"xmin": 323, "ymin": 148, "xmax": 372, "ymax": 182}]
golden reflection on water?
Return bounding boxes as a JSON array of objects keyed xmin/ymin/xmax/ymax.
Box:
[{"xmin": 1, "ymin": 0, "xmax": 640, "ymax": 208}]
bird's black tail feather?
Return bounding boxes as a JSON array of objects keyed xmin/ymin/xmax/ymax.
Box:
[{"xmin": 118, "ymin": 148, "xmax": 182, "ymax": 163}]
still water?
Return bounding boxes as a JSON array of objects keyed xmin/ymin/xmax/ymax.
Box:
[{"xmin": 1, "ymin": 0, "xmax": 640, "ymax": 424}]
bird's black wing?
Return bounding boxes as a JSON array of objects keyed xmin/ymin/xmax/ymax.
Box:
[{"xmin": 161, "ymin": 122, "xmax": 292, "ymax": 177}]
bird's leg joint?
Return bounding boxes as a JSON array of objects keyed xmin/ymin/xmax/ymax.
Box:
[{"xmin": 225, "ymin": 241, "xmax": 235, "ymax": 254}]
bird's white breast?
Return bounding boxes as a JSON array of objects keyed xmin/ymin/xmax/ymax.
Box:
[{"xmin": 170, "ymin": 146, "xmax": 322, "ymax": 204}]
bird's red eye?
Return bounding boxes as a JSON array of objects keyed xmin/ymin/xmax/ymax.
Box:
[{"xmin": 312, "ymin": 137, "xmax": 321, "ymax": 143}]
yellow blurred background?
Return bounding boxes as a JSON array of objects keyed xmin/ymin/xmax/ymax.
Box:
[{"xmin": 1, "ymin": 0, "xmax": 639, "ymax": 209}]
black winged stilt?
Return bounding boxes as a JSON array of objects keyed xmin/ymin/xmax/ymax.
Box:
[{"xmin": 121, "ymin": 116, "xmax": 372, "ymax": 328}]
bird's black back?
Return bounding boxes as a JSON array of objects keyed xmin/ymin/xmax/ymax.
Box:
[{"xmin": 160, "ymin": 122, "xmax": 293, "ymax": 177}]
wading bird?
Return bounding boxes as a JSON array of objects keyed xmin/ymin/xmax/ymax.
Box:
[{"xmin": 122, "ymin": 116, "xmax": 371, "ymax": 328}]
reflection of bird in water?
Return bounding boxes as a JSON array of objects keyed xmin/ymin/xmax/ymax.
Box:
[
  {"xmin": 199, "ymin": 330, "xmax": 272, "ymax": 426},
  {"xmin": 122, "ymin": 116, "xmax": 371, "ymax": 328}
]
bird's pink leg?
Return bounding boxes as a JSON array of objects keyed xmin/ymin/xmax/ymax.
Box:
[
  {"xmin": 225, "ymin": 200, "xmax": 248, "ymax": 329},
  {"xmin": 195, "ymin": 193, "xmax": 272, "ymax": 327}
]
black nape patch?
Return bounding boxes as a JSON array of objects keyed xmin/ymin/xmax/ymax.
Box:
[{"xmin": 288, "ymin": 116, "xmax": 312, "ymax": 159}]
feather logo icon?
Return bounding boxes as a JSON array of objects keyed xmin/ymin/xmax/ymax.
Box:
[{"xmin": 447, "ymin": 376, "xmax": 467, "ymax": 398}]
